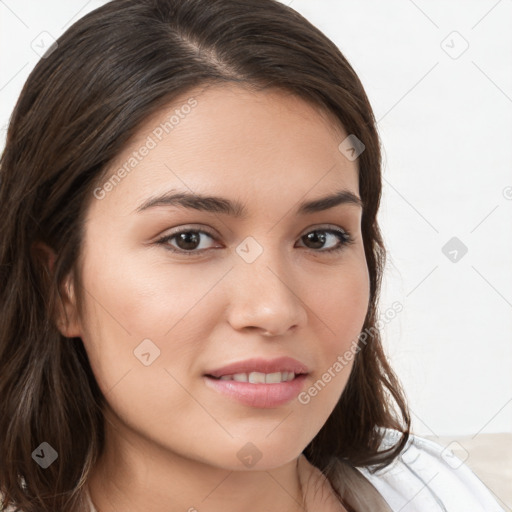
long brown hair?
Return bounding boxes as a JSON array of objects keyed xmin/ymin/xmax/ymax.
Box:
[{"xmin": 0, "ymin": 0, "xmax": 410, "ymax": 510}]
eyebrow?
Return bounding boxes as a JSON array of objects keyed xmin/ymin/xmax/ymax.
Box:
[{"xmin": 133, "ymin": 188, "xmax": 363, "ymax": 217}]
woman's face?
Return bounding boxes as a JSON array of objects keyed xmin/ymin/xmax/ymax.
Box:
[{"xmin": 60, "ymin": 84, "xmax": 370, "ymax": 472}]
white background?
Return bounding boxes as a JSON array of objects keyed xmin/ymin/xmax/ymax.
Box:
[{"xmin": 1, "ymin": 0, "xmax": 511, "ymax": 437}]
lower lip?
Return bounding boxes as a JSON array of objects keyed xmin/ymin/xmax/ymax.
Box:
[{"xmin": 203, "ymin": 374, "xmax": 308, "ymax": 408}]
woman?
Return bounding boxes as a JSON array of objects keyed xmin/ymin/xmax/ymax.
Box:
[{"xmin": 0, "ymin": 0, "xmax": 505, "ymax": 511}]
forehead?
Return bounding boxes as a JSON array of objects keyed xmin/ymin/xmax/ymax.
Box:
[{"xmin": 90, "ymin": 84, "xmax": 359, "ymax": 217}]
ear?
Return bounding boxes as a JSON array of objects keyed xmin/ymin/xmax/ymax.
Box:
[{"xmin": 31, "ymin": 241, "xmax": 82, "ymax": 339}]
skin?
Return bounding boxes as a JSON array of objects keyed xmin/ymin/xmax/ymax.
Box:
[{"xmin": 49, "ymin": 84, "xmax": 370, "ymax": 511}]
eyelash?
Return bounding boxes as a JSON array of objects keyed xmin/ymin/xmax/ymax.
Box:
[{"xmin": 155, "ymin": 225, "xmax": 355, "ymax": 257}]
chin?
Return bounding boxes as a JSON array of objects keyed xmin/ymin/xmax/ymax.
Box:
[{"xmin": 205, "ymin": 436, "xmax": 309, "ymax": 472}]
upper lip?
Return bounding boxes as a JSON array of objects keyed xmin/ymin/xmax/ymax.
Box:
[{"xmin": 205, "ymin": 357, "xmax": 309, "ymax": 378}]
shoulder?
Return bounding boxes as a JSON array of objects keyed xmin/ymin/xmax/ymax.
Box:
[{"xmin": 355, "ymin": 428, "xmax": 507, "ymax": 512}]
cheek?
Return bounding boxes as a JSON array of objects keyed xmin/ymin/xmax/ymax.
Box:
[
  {"xmin": 308, "ymin": 256, "xmax": 370, "ymax": 349},
  {"xmin": 77, "ymin": 242, "xmax": 231, "ymax": 408},
  {"xmin": 293, "ymin": 257, "xmax": 369, "ymax": 411},
  {"xmin": 336, "ymin": 278, "xmax": 369, "ymax": 350},
  {"xmin": 79, "ymin": 237, "xmax": 212, "ymax": 338},
  {"xmin": 77, "ymin": 249, "xmax": 209, "ymax": 444}
]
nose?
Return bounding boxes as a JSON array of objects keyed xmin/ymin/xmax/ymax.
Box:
[{"xmin": 226, "ymin": 249, "xmax": 308, "ymax": 338}]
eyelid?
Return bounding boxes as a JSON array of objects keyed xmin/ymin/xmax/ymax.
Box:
[
  {"xmin": 159, "ymin": 223, "xmax": 349, "ymax": 237},
  {"xmin": 160, "ymin": 224, "xmax": 218, "ymax": 241}
]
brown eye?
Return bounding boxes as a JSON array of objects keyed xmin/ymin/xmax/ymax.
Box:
[
  {"xmin": 157, "ymin": 229, "xmax": 217, "ymax": 256},
  {"xmin": 297, "ymin": 228, "xmax": 354, "ymax": 253},
  {"xmin": 172, "ymin": 231, "xmax": 203, "ymax": 251},
  {"xmin": 156, "ymin": 226, "xmax": 354, "ymax": 257}
]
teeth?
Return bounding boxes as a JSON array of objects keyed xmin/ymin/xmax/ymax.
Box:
[
  {"xmin": 217, "ymin": 371, "xmax": 296, "ymax": 383},
  {"xmin": 265, "ymin": 371, "xmax": 282, "ymax": 383},
  {"xmin": 248, "ymin": 371, "xmax": 266, "ymax": 383}
]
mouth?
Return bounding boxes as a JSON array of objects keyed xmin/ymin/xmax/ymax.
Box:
[
  {"xmin": 203, "ymin": 357, "xmax": 309, "ymax": 408},
  {"xmin": 205, "ymin": 370, "xmax": 302, "ymax": 383},
  {"xmin": 204, "ymin": 356, "xmax": 309, "ymax": 379}
]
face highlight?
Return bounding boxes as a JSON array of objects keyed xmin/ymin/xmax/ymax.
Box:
[{"xmin": 58, "ymin": 84, "xmax": 370, "ymax": 506}]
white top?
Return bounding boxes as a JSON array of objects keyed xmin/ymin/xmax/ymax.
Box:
[
  {"xmin": 1, "ymin": 429, "xmax": 507, "ymax": 511},
  {"xmin": 356, "ymin": 428, "xmax": 507, "ymax": 511}
]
